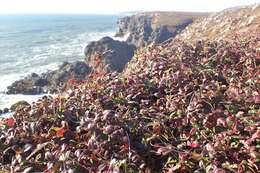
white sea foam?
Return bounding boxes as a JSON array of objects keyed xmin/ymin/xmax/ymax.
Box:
[
  {"xmin": 0, "ymin": 31, "xmax": 117, "ymax": 110},
  {"xmin": 0, "ymin": 74, "xmax": 24, "ymax": 92},
  {"xmin": 113, "ymin": 32, "xmax": 130, "ymax": 41},
  {"xmin": 0, "ymin": 14, "xmax": 118, "ymax": 110}
]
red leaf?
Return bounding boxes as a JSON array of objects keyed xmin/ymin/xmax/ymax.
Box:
[
  {"xmin": 56, "ymin": 128, "xmax": 66, "ymax": 137},
  {"xmin": 246, "ymin": 129, "xmax": 260, "ymax": 145},
  {"xmin": 187, "ymin": 140, "xmax": 199, "ymax": 148},
  {"xmin": 178, "ymin": 151, "xmax": 189, "ymax": 160},
  {"xmin": 189, "ymin": 127, "xmax": 197, "ymax": 136},
  {"xmin": 6, "ymin": 118, "xmax": 15, "ymax": 127},
  {"xmin": 153, "ymin": 125, "xmax": 162, "ymax": 135},
  {"xmin": 120, "ymin": 143, "xmax": 129, "ymax": 152}
]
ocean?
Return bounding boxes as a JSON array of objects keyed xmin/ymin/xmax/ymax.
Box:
[{"xmin": 0, "ymin": 14, "xmax": 119, "ymax": 110}]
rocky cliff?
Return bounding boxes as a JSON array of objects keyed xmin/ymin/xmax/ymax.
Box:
[
  {"xmin": 83, "ymin": 11, "xmax": 208, "ymax": 75},
  {"xmin": 84, "ymin": 37, "xmax": 136, "ymax": 72},
  {"xmin": 115, "ymin": 12, "xmax": 208, "ymax": 47}
]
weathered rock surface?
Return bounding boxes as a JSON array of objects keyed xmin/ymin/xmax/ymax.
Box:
[
  {"xmin": 7, "ymin": 61, "xmax": 91, "ymax": 95},
  {"xmin": 84, "ymin": 37, "xmax": 136, "ymax": 72},
  {"xmin": 115, "ymin": 12, "xmax": 209, "ymax": 47}
]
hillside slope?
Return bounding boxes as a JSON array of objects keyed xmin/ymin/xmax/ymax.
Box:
[
  {"xmin": 0, "ymin": 5, "xmax": 259, "ymax": 173},
  {"xmin": 176, "ymin": 4, "xmax": 260, "ymax": 41}
]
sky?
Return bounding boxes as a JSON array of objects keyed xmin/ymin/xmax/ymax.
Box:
[{"xmin": 0, "ymin": 0, "xmax": 259, "ymax": 14}]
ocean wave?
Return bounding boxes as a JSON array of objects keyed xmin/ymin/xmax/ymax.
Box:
[
  {"xmin": 0, "ymin": 16, "xmax": 118, "ymax": 104},
  {"xmin": 0, "ymin": 74, "xmax": 24, "ymax": 92},
  {"xmin": 113, "ymin": 32, "xmax": 130, "ymax": 41},
  {"xmin": 0, "ymin": 62, "xmax": 60, "ymax": 93},
  {"xmin": 0, "ymin": 30, "xmax": 116, "ymax": 93},
  {"xmin": 0, "ymin": 14, "xmax": 118, "ymax": 113}
]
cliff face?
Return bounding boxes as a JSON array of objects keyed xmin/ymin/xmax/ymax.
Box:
[
  {"xmin": 115, "ymin": 12, "xmax": 209, "ymax": 47},
  {"xmin": 84, "ymin": 12, "xmax": 208, "ymax": 74}
]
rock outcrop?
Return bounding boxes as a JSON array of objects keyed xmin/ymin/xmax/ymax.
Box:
[
  {"xmin": 7, "ymin": 61, "xmax": 91, "ymax": 95},
  {"xmin": 84, "ymin": 12, "xmax": 208, "ymax": 73},
  {"xmin": 84, "ymin": 37, "xmax": 136, "ymax": 72},
  {"xmin": 115, "ymin": 12, "xmax": 208, "ymax": 47}
]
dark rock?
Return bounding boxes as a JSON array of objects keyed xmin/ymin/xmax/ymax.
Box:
[
  {"xmin": 116, "ymin": 14, "xmax": 153, "ymax": 47},
  {"xmin": 84, "ymin": 37, "xmax": 136, "ymax": 72},
  {"xmin": 10, "ymin": 100, "xmax": 30, "ymax": 112},
  {"xmin": 7, "ymin": 61, "xmax": 92, "ymax": 95},
  {"xmin": 0, "ymin": 109, "xmax": 2, "ymax": 114},
  {"xmin": 3, "ymin": 108, "xmax": 9, "ymax": 113}
]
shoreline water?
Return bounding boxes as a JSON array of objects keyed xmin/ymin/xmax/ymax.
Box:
[{"xmin": 0, "ymin": 14, "xmax": 120, "ymax": 110}]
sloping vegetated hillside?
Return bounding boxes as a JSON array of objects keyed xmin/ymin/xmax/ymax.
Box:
[
  {"xmin": 0, "ymin": 5, "xmax": 259, "ymax": 173},
  {"xmin": 177, "ymin": 4, "xmax": 260, "ymax": 41}
]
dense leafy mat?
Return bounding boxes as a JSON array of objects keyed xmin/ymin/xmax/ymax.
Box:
[
  {"xmin": 0, "ymin": 20, "xmax": 259, "ymax": 173},
  {"xmin": 0, "ymin": 32, "xmax": 260, "ymax": 173}
]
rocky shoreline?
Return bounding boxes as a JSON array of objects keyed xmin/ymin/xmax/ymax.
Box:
[{"xmin": 6, "ymin": 11, "xmax": 208, "ymax": 96}]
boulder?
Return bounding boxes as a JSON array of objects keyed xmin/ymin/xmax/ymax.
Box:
[
  {"xmin": 84, "ymin": 37, "xmax": 136, "ymax": 72},
  {"xmin": 7, "ymin": 73, "xmax": 46, "ymax": 95},
  {"xmin": 3, "ymin": 108, "xmax": 9, "ymax": 113}
]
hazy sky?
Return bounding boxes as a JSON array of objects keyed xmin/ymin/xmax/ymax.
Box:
[{"xmin": 0, "ymin": 0, "xmax": 259, "ymax": 14}]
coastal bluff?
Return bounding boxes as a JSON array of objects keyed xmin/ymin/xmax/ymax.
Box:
[
  {"xmin": 115, "ymin": 11, "xmax": 208, "ymax": 47},
  {"xmin": 6, "ymin": 11, "xmax": 208, "ymax": 95}
]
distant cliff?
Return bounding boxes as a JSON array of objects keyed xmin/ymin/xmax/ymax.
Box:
[{"xmin": 115, "ymin": 12, "xmax": 209, "ymax": 47}]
